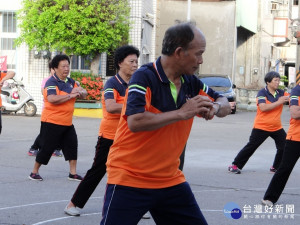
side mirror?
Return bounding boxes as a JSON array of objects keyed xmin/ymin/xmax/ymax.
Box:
[{"xmin": 232, "ymin": 84, "xmax": 236, "ymax": 88}]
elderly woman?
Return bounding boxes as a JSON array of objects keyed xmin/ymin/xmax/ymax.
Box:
[
  {"xmin": 64, "ymin": 45, "xmax": 140, "ymax": 217},
  {"xmin": 29, "ymin": 54, "xmax": 87, "ymax": 181},
  {"xmin": 228, "ymin": 71, "xmax": 289, "ymax": 174}
]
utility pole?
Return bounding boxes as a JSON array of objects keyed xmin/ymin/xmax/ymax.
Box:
[
  {"xmin": 187, "ymin": 0, "xmax": 191, "ymax": 21},
  {"xmin": 295, "ymin": 2, "xmax": 300, "ymax": 85}
]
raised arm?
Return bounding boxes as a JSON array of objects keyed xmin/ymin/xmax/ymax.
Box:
[
  {"xmin": 47, "ymin": 92, "xmax": 79, "ymax": 104},
  {"xmin": 290, "ymin": 105, "xmax": 300, "ymax": 119},
  {"xmin": 258, "ymin": 95, "xmax": 289, "ymax": 112},
  {"xmin": 127, "ymin": 95, "xmax": 213, "ymax": 132},
  {"xmin": 0, "ymin": 71, "xmax": 15, "ymax": 87},
  {"xmin": 105, "ymin": 99, "xmax": 123, "ymax": 114}
]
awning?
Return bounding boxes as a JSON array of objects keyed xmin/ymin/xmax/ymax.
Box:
[{"xmin": 236, "ymin": 0, "xmax": 258, "ymax": 34}]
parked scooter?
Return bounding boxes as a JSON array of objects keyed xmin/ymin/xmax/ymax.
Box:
[{"xmin": 0, "ymin": 78, "xmax": 37, "ymax": 116}]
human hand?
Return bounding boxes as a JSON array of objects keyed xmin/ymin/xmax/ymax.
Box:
[
  {"xmin": 201, "ymin": 103, "xmax": 219, "ymax": 120},
  {"xmin": 71, "ymin": 87, "xmax": 83, "ymax": 94},
  {"xmin": 278, "ymin": 96, "xmax": 289, "ymax": 104},
  {"xmin": 69, "ymin": 92, "xmax": 80, "ymax": 99},
  {"xmin": 179, "ymin": 95, "xmax": 213, "ymax": 120}
]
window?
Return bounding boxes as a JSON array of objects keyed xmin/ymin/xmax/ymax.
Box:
[
  {"xmin": 71, "ymin": 56, "xmax": 79, "ymax": 69},
  {"xmin": 1, "ymin": 38, "xmax": 16, "ymax": 50},
  {"xmin": 71, "ymin": 55, "xmax": 90, "ymax": 70},
  {"xmin": 7, "ymin": 64, "xmax": 16, "ymax": 69},
  {"xmin": 2, "ymin": 12, "xmax": 16, "ymax": 33},
  {"xmin": 294, "ymin": 0, "xmax": 299, "ymax": 5}
]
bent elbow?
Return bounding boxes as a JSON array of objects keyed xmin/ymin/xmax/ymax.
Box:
[
  {"xmin": 127, "ymin": 118, "xmax": 143, "ymax": 132},
  {"xmin": 258, "ymin": 107, "xmax": 266, "ymax": 112},
  {"xmin": 291, "ymin": 113, "xmax": 299, "ymax": 120},
  {"xmin": 128, "ymin": 124, "xmax": 139, "ymax": 133}
]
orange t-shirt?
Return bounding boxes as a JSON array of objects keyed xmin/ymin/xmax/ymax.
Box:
[
  {"xmin": 253, "ymin": 87, "xmax": 288, "ymax": 132},
  {"xmin": 286, "ymin": 85, "xmax": 300, "ymax": 141},
  {"xmin": 0, "ymin": 71, "xmax": 7, "ymax": 107},
  {"xmin": 41, "ymin": 74, "xmax": 78, "ymax": 126},
  {"xmin": 99, "ymin": 74, "xmax": 128, "ymax": 139},
  {"xmin": 106, "ymin": 58, "xmax": 221, "ymax": 189}
]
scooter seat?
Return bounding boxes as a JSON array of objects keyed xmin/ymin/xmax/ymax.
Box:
[{"xmin": 1, "ymin": 90, "xmax": 10, "ymax": 96}]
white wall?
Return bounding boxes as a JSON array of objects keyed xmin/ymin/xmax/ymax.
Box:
[{"xmin": 156, "ymin": 0, "xmax": 236, "ymax": 76}]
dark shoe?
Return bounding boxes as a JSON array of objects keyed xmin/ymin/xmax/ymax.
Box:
[
  {"xmin": 28, "ymin": 173, "xmax": 43, "ymax": 181},
  {"xmin": 52, "ymin": 150, "xmax": 63, "ymax": 157},
  {"xmin": 270, "ymin": 166, "xmax": 277, "ymax": 173},
  {"xmin": 228, "ymin": 164, "xmax": 241, "ymax": 174},
  {"xmin": 68, "ymin": 173, "xmax": 83, "ymax": 181},
  {"xmin": 28, "ymin": 148, "xmax": 38, "ymax": 156}
]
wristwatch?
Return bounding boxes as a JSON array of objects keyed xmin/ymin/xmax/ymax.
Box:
[{"xmin": 213, "ymin": 102, "xmax": 221, "ymax": 115}]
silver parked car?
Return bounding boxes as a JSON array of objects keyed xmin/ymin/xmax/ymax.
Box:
[{"xmin": 198, "ymin": 74, "xmax": 237, "ymax": 114}]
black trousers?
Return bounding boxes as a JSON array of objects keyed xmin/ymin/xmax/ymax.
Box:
[
  {"xmin": 31, "ymin": 133, "xmax": 62, "ymax": 150},
  {"xmin": 71, "ymin": 136, "xmax": 113, "ymax": 208},
  {"xmin": 31, "ymin": 133, "xmax": 41, "ymax": 150},
  {"xmin": 232, "ymin": 128, "xmax": 286, "ymax": 169},
  {"xmin": 36, "ymin": 122, "xmax": 77, "ymax": 165},
  {"xmin": 263, "ymin": 140, "xmax": 300, "ymax": 203}
]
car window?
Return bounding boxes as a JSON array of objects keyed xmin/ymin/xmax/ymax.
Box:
[{"xmin": 200, "ymin": 77, "xmax": 231, "ymax": 88}]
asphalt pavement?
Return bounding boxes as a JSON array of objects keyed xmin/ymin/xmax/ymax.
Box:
[{"xmin": 0, "ymin": 106, "xmax": 299, "ymax": 225}]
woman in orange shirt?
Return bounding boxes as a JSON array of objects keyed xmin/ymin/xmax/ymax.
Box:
[{"xmin": 228, "ymin": 71, "xmax": 289, "ymax": 174}]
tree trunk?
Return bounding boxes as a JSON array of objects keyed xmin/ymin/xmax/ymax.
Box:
[{"xmin": 91, "ymin": 53, "xmax": 101, "ymax": 75}]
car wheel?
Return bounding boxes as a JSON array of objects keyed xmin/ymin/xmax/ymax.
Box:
[{"xmin": 231, "ymin": 105, "xmax": 236, "ymax": 114}]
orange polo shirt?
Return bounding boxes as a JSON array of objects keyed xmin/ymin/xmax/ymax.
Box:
[
  {"xmin": 106, "ymin": 57, "xmax": 221, "ymax": 189},
  {"xmin": 99, "ymin": 74, "xmax": 128, "ymax": 139},
  {"xmin": 41, "ymin": 74, "xmax": 78, "ymax": 126},
  {"xmin": 254, "ymin": 87, "xmax": 288, "ymax": 132},
  {"xmin": 0, "ymin": 71, "xmax": 7, "ymax": 107},
  {"xmin": 287, "ymin": 85, "xmax": 300, "ymax": 141}
]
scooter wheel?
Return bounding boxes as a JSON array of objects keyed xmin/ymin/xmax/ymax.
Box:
[{"xmin": 24, "ymin": 102, "xmax": 37, "ymax": 116}]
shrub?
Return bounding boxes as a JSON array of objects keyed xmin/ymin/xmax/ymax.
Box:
[{"xmin": 70, "ymin": 72, "xmax": 103, "ymax": 101}]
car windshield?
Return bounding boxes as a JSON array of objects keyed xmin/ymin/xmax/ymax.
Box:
[{"xmin": 200, "ymin": 77, "xmax": 231, "ymax": 88}]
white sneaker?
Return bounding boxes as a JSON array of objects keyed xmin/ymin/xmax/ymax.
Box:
[
  {"xmin": 142, "ymin": 212, "xmax": 151, "ymax": 219},
  {"xmin": 64, "ymin": 205, "xmax": 80, "ymax": 216},
  {"xmin": 261, "ymin": 199, "xmax": 273, "ymax": 207}
]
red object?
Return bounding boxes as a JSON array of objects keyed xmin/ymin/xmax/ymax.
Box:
[
  {"xmin": 0, "ymin": 56, "xmax": 7, "ymax": 70},
  {"xmin": 294, "ymin": 31, "xmax": 300, "ymax": 45},
  {"xmin": 12, "ymin": 92, "xmax": 19, "ymax": 99}
]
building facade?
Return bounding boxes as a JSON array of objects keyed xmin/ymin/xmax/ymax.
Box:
[
  {"xmin": 0, "ymin": 0, "xmax": 157, "ymax": 114},
  {"xmin": 1, "ymin": 0, "xmax": 298, "ymax": 114},
  {"xmin": 156, "ymin": 0, "xmax": 297, "ymax": 104}
]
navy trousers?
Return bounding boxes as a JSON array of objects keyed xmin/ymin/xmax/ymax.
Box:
[
  {"xmin": 233, "ymin": 128, "xmax": 286, "ymax": 169},
  {"xmin": 100, "ymin": 182, "xmax": 208, "ymax": 225}
]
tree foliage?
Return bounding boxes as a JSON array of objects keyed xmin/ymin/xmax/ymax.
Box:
[{"xmin": 16, "ymin": 0, "xmax": 130, "ymax": 57}]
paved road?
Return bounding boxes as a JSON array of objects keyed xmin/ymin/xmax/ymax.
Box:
[{"xmin": 0, "ymin": 107, "xmax": 299, "ymax": 225}]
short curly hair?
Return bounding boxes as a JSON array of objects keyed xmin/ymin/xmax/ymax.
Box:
[
  {"xmin": 51, "ymin": 54, "xmax": 70, "ymax": 69},
  {"xmin": 114, "ymin": 45, "xmax": 140, "ymax": 70}
]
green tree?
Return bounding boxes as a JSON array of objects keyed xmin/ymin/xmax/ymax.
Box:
[{"xmin": 16, "ymin": 0, "xmax": 130, "ymax": 73}]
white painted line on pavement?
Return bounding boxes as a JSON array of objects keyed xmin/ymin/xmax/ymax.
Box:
[
  {"xmin": 0, "ymin": 197, "xmax": 103, "ymax": 211},
  {"xmin": 30, "ymin": 210, "xmax": 299, "ymax": 225},
  {"xmin": 193, "ymin": 187, "xmax": 299, "ymax": 192},
  {"xmin": 193, "ymin": 189, "xmax": 237, "ymax": 192},
  {"xmin": 32, "ymin": 212, "xmax": 100, "ymax": 225}
]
